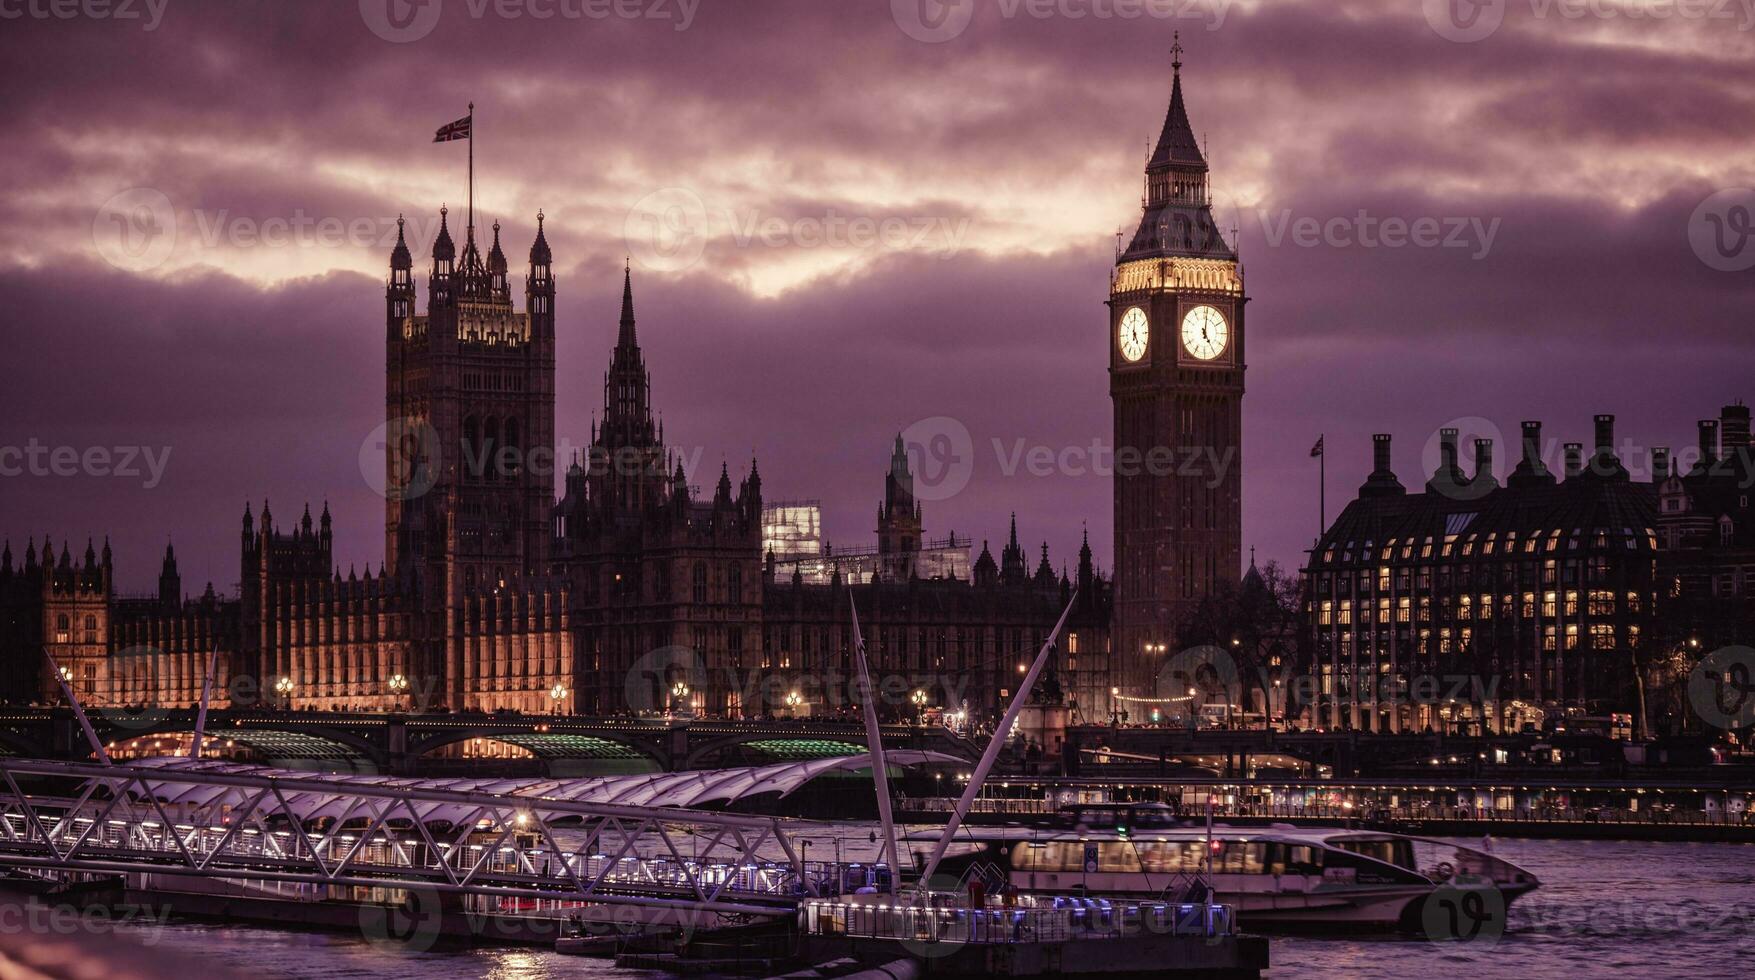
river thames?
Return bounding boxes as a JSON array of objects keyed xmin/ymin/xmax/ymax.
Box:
[{"xmin": 97, "ymin": 837, "xmax": 1754, "ymax": 979}]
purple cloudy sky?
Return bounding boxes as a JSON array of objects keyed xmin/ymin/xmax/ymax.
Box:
[{"xmin": 2, "ymin": 0, "xmax": 1753, "ymax": 594}]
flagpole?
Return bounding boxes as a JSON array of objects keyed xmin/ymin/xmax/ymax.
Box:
[
  {"xmin": 467, "ymin": 102, "xmax": 474, "ymax": 240},
  {"xmin": 1319, "ymin": 434, "xmax": 1326, "ymax": 537}
]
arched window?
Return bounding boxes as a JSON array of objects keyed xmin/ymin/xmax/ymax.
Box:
[
  {"xmin": 83, "ymin": 615, "xmax": 98, "ymax": 644},
  {"xmin": 727, "ymin": 563, "xmax": 742, "ymax": 604},
  {"xmin": 692, "ymin": 562, "xmax": 708, "ymax": 604},
  {"xmin": 463, "ymin": 416, "xmax": 480, "ymax": 480},
  {"xmin": 1721, "ymin": 516, "xmax": 1735, "ymax": 547},
  {"xmin": 483, "ymin": 418, "xmax": 501, "ymax": 482},
  {"xmin": 55, "ymin": 614, "xmax": 70, "ymax": 643},
  {"xmin": 503, "ymin": 417, "xmax": 522, "ymax": 477}
]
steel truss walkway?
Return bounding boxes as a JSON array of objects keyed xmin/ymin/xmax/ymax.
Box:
[{"xmin": 0, "ymin": 758, "xmax": 848, "ymax": 917}]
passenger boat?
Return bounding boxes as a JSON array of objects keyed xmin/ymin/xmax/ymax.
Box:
[{"xmin": 916, "ymin": 804, "xmax": 1540, "ymax": 931}]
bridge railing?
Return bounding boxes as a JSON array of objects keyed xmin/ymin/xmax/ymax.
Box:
[{"xmin": 0, "ymin": 758, "xmax": 839, "ymax": 916}]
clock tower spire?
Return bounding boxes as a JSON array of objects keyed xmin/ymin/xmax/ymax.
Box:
[{"xmin": 1109, "ymin": 36, "xmax": 1247, "ymax": 698}]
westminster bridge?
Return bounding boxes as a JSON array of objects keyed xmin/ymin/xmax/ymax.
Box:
[{"xmin": 0, "ymin": 708, "xmax": 979, "ymax": 774}]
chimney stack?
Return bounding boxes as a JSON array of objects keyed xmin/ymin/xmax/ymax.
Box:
[
  {"xmin": 1564, "ymin": 442, "xmax": 1584, "ymax": 479},
  {"xmin": 1509, "ymin": 420, "xmax": 1555, "ymax": 488},
  {"xmin": 1360, "ymin": 433, "xmax": 1406, "ymax": 498},
  {"xmin": 1473, "ymin": 438, "xmax": 1498, "ymax": 490},
  {"xmin": 1653, "ymin": 447, "xmax": 1670, "ymax": 483},
  {"xmin": 1426, "ymin": 428, "xmax": 1467, "ymax": 495},
  {"xmin": 1699, "ymin": 419, "xmax": 1720, "ymax": 469},
  {"xmin": 1594, "ymin": 414, "xmax": 1615, "ymax": 456}
]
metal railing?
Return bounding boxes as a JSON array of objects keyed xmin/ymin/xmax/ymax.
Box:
[{"xmin": 0, "ymin": 758, "xmax": 838, "ymax": 916}]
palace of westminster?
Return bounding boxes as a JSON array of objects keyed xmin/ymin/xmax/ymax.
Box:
[{"xmin": 1, "ymin": 55, "xmax": 1750, "ymax": 733}]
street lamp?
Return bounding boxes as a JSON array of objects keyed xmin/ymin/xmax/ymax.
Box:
[
  {"xmin": 388, "ymin": 673, "xmax": 408, "ymax": 711},
  {"xmin": 671, "ymin": 681, "xmax": 690, "ymax": 716},
  {"xmin": 910, "ymin": 688, "xmax": 928, "ymax": 726},
  {"xmin": 549, "ymin": 683, "xmax": 568, "ymax": 714},
  {"xmin": 274, "ymin": 675, "xmax": 294, "ymax": 709},
  {"xmin": 785, "ymin": 690, "xmax": 802, "ymax": 718}
]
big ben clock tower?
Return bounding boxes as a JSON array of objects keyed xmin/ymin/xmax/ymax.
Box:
[{"xmin": 1110, "ymin": 38, "xmax": 1246, "ymax": 698}]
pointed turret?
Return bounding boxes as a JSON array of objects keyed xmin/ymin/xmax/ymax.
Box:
[
  {"xmin": 1121, "ymin": 34, "xmax": 1234, "ymax": 262},
  {"xmin": 390, "ymin": 214, "xmax": 412, "ymax": 270},
  {"xmin": 529, "ymin": 209, "xmax": 552, "ymax": 266},
  {"xmin": 159, "ymin": 542, "xmax": 180, "ymax": 609},
  {"xmin": 974, "ymin": 540, "xmax": 999, "ymax": 588},
  {"xmin": 432, "ymin": 205, "xmax": 455, "ymax": 263},
  {"xmin": 618, "ymin": 259, "xmax": 637, "ymax": 349}
]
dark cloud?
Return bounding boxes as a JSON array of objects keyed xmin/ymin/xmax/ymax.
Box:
[{"xmin": 3, "ymin": 0, "xmax": 1754, "ymax": 592}]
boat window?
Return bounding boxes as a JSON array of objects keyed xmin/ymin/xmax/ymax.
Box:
[
  {"xmin": 1136, "ymin": 841, "xmax": 1206, "ymax": 874},
  {"xmin": 1211, "ymin": 841, "xmax": 1266, "ymax": 875}
]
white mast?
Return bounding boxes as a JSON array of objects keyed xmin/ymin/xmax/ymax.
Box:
[
  {"xmin": 850, "ymin": 596, "xmax": 900, "ymax": 891},
  {"xmin": 190, "ymin": 640, "xmax": 220, "ymax": 759},
  {"xmin": 43, "ymin": 650, "xmax": 110, "ymax": 765},
  {"xmin": 917, "ymin": 591, "xmax": 1077, "ymax": 892}
]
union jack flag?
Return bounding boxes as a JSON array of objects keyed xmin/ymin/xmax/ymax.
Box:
[{"xmin": 432, "ymin": 115, "xmax": 471, "ymax": 142}]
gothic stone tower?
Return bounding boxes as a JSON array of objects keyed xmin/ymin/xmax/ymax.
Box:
[
  {"xmin": 1109, "ymin": 43, "xmax": 1246, "ymax": 697},
  {"xmin": 384, "ymin": 209, "xmax": 556, "ymax": 588},
  {"xmin": 877, "ymin": 434, "xmax": 923, "ymax": 581},
  {"xmin": 384, "ymin": 209, "xmax": 557, "ymax": 704}
]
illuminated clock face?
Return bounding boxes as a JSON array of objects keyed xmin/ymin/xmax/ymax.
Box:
[
  {"xmin": 1118, "ymin": 307, "xmax": 1148, "ymax": 362},
  {"xmin": 1180, "ymin": 305, "xmax": 1228, "ymax": 360}
]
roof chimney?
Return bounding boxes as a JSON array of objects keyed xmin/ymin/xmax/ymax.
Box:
[
  {"xmin": 1594, "ymin": 414, "xmax": 1615, "ymax": 456},
  {"xmin": 1509, "ymin": 420, "xmax": 1555, "ymax": 488},
  {"xmin": 1359, "ymin": 433, "xmax": 1405, "ymax": 498},
  {"xmin": 1589, "ymin": 414, "xmax": 1628, "ymax": 480},
  {"xmin": 1698, "ymin": 419, "xmax": 1720, "ymax": 472},
  {"xmin": 1653, "ymin": 447, "xmax": 1670, "ymax": 483},
  {"xmin": 1564, "ymin": 442, "xmax": 1584, "ymax": 479},
  {"xmin": 1426, "ymin": 428, "xmax": 1467, "ymax": 495},
  {"xmin": 1722, "ymin": 402, "xmax": 1751, "ymax": 456},
  {"xmin": 1472, "ymin": 438, "xmax": 1498, "ymax": 491}
]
